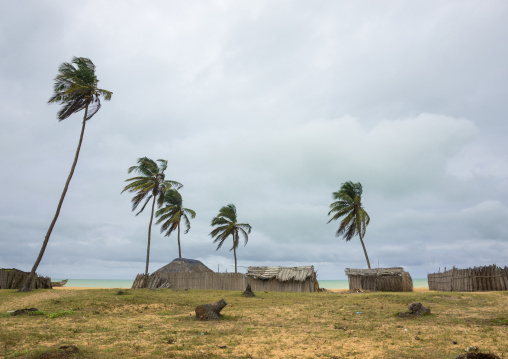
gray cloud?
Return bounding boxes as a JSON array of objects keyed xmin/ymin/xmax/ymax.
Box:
[{"xmin": 1, "ymin": 1, "xmax": 507, "ymax": 280}]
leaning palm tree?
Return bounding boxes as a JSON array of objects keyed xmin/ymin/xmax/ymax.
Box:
[
  {"xmin": 209, "ymin": 204, "xmax": 251, "ymax": 273},
  {"xmin": 327, "ymin": 181, "xmax": 372, "ymax": 269},
  {"xmin": 20, "ymin": 57, "xmax": 112, "ymax": 292},
  {"xmin": 155, "ymin": 189, "xmax": 196, "ymax": 259},
  {"xmin": 122, "ymin": 157, "xmax": 182, "ymax": 276}
]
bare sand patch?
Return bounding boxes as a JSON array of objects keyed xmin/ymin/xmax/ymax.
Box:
[
  {"xmin": 327, "ymin": 287, "xmax": 430, "ymax": 293},
  {"xmin": 53, "ymin": 287, "xmax": 108, "ymax": 290}
]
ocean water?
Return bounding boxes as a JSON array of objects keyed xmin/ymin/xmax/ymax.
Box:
[
  {"xmin": 53, "ymin": 279, "xmax": 133, "ymax": 288},
  {"xmin": 54, "ymin": 278, "xmax": 428, "ymax": 289}
]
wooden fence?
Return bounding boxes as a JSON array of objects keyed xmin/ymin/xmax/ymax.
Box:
[
  {"xmin": 427, "ymin": 265, "xmax": 508, "ymax": 292},
  {"xmin": 132, "ymin": 272, "xmax": 317, "ymax": 292},
  {"xmin": 133, "ymin": 272, "xmax": 246, "ymax": 290},
  {"xmin": 0, "ymin": 268, "xmax": 52, "ymax": 290}
]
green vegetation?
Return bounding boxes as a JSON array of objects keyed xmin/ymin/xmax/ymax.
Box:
[
  {"xmin": 0, "ymin": 289, "xmax": 506, "ymax": 358},
  {"xmin": 328, "ymin": 181, "xmax": 372, "ymax": 269},
  {"xmin": 210, "ymin": 204, "xmax": 252, "ymax": 273},
  {"xmin": 122, "ymin": 157, "xmax": 183, "ymax": 275},
  {"xmin": 156, "ymin": 189, "xmax": 196, "ymax": 259},
  {"xmin": 20, "ymin": 57, "xmax": 112, "ymax": 292}
]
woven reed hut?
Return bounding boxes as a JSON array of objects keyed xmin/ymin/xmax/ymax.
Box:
[
  {"xmin": 345, "ymin": 267, "xmax": 413, "ymax": 292},
  {"xmin": 0, "ymin": 268, "xmax": 52, "ymax": 290},
  {"xmin": 246, "ymin": 266, "xmax": 319, "ymax": 292},
  {"xmin": 132, "ymin": 258, "xmax": 213, "ymax": 289}
]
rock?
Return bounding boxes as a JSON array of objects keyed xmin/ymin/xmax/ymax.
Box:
[
  {"xmin": 11, "ymin": 308, "xmax": 39, "ymax": 316},
  {"xmin": 195, "ymin": 299, "xmax": 227, "ymax": 320},
  {"xmin": 397, "ymin": 302, "xmax": 430, "ymax": 317},
  {"xmin": 455, "ymin": 353, "xmax": 501, "ymax": 359},
  {"xmin": 242, "ymin": 284, "xmax": 255, "ymax": 297}
]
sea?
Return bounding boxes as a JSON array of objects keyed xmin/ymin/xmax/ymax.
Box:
[{"xmin": 53, "ymin": 278, "xmax": 429, "ymax": 289}]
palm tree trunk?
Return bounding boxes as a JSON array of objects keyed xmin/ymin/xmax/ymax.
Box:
[
  {"xmin": 177, "ymin": 221, "xmax": 182, "ymax": 258},
  {"xmin": 20, "ymin": 106, "xmax": 89, "ymax": 292},
  {"xmin": 145, "ymin": 195, "xmax": 156, "ymax": 277},
  {"xmin": 358, "ymin": 233, "xmax": 371, "ymax": 269},
  {"xmin": 233, "ymin": 233, "xmax": 238, "ymax": 274}
]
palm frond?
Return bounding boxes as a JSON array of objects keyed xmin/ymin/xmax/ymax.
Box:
[
  {"xmin": 183, "ymin": 208, "xmax": 196, "ymax": 218},
  {"xmin": 48, "ymin": 57, "xmax": 111, "ymax": 121},
  {"xmin": 210, "ymin": 204, "xmax": 250, "ymax": 254}
]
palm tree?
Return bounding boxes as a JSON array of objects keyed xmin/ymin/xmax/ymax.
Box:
[
  {"xmin": 155, "ymin": 189, "xmax": 196, "ymax": 258},
  {"xmin": 327, "ymin": 181, "xmax": 372, "ymax": 269},
  {"xmin": 20, "ymin": 57, "xmax": 112, "ymax": 292},
  {"xmin": 209, "ymin": 204, "xmax": 252, "ymax": 273},
  {"xmin": 122, "ymin": 157, "xmax": 182, "ymax": 276}
]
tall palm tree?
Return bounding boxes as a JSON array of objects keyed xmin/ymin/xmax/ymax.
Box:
[
  {"xmin": 20, "ymin": 57, "xmax": 112, "ymax": 292},
  {"xmin": 155, "ymin": 189, "xmax": 196, "ymax": 259},
  {"xmin": 327, "ymin": 181, "xmax": 372, "ymax": 269},
  {"xmin": 122, "ymin": 157, "xmax": 182, "ymax": 276},
  {"xmin": 209, "ymin": 204, "xmax": 251, "ymax": 273}
]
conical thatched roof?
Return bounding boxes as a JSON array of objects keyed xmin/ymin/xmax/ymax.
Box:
[{"xmin": 152, "ymin": 258, "xmax": 213, "ymax": 275}]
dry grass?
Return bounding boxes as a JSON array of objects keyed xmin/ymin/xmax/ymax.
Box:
[{"xmin": 0, "ymin": 288, "xmax": 506, "ymax": 358}]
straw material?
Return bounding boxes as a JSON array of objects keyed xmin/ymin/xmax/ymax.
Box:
[
  {"xmin": 428, "ymin": 264, "xmax": 508, "ymax": 292},
  {"xmin": 345, "ymin": 267, "xmax": 413, "ymax": 292},
  {"xmin": 247, "ymin": 266, "xmax": 316, "ymax": 282},
  {"xmin": 132, "ymin": 264, "xmax": 319, "ymax": 292},
  {"xmin": 0, "ymin": 268, "xmax": 52, "ymax": 289}
]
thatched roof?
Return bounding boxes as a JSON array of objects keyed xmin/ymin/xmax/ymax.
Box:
[
  {"xmin": 247, "ymin": 266, "xmax": 316, "ymax": 282},
  {"xmin": 345, "ymin": 267, "xmax": 406, "ymax": 276},
  {"xmin": 152, "ymin": 258, "xmax": 213, "ymax": 275}
]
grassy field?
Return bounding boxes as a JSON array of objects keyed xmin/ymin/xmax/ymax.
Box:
[{"xmin": 0, "ymin": 288, "xmax": 506, "ymax": 358}]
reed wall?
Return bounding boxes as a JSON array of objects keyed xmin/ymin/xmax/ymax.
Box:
[
  {"xmin": 132, "ymin": 272, "xmax": 317, "ymax": 292},
  {"xmin": 347, "ymin": 272, "xmax": 413, "ymax": 292},
  {"xmin": 427, "ymin": 265, "xmax": 508, "ymax": 292},
  {"xmin": 0, "ymin": 268, "xmax": 52, "ymax": 290}
]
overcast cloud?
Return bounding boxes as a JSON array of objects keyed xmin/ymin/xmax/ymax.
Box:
[{"xmin": 1, "ymin": 0, "xmax": 507, "ymax": 280}]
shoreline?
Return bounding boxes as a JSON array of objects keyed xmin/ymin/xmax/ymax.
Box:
[{"xmin": 54, "ymin": 286, "xmax": 431, "ymax": 292}]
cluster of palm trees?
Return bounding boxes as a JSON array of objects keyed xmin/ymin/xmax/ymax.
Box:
[
  {"xmin": 121, "ymin": 156, "xmax": 252, "ymax": 275},
  {"xmin": 20, "ymin": 56, "xmax": 372, "ymax": 292},
  {"xmin": 120, "ymin": 160, "xmax": 371, "ymax": 276}
]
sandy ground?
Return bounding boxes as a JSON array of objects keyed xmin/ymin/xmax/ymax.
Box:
[
  {"xmin": 53, "ymin": 287, "xmax": 129, "ymax": 290},
  {"xmin": 326, "ymin": 287, "xmax": 430, "ymax": 293},
  {"xmin": 55, "ymin": 286, "xmax": 431, "ymax": 292}
]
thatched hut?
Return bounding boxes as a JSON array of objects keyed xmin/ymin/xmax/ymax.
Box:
[
  {"xmin": 132, "ymin": 258, "xmax": 214, "ymax": 289},
  {"xmin": 246, "ymin": 266, "xmax": 319, "ymax": 292},
  {"xmin": 345, "ymin": 267, "xmax": 413, "ymax": 292}
]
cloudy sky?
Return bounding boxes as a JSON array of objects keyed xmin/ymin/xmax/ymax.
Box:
[{"xmin": 1, "ymin": 1, "xmax": 507, "ymax": 281}]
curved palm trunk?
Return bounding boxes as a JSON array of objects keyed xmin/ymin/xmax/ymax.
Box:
[
  {"xmin": 177, "ymin": 221, "xmax": 182, "ymax": 258},
  {"xmin": 359, "ymin": 233, "xmax": 371, "ymax": 269},
  {"xmin": 20, "ymin": 106, "xmax": 89, "ymax": 292},
  {"xmin": 145, "ymin": 195, "xmax": 157, "ymax": 277},
  {"xmin": 233, "ymin": 233, "xmax": 238, "ymax": 273}
]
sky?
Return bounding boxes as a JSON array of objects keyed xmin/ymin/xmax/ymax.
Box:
[{"xmin": 1, "ymin": 1, "xmax": 507, "ymax": 281}]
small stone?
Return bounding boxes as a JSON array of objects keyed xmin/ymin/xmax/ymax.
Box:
[{"xmin": 453, "ymin": 340, "xmax": 458, "ymax": 344}]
